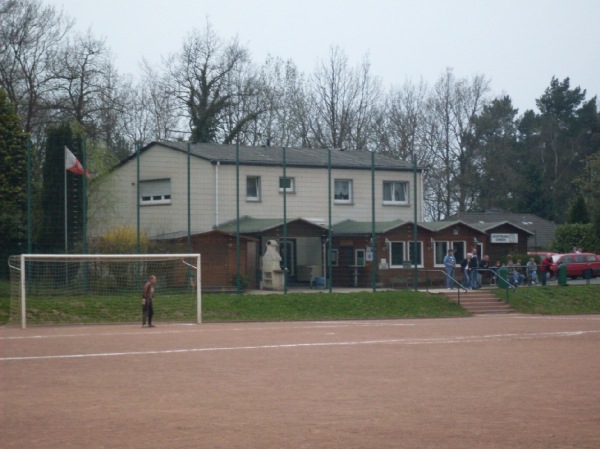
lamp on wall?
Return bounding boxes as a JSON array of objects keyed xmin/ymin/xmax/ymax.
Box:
[
  {"xmin": 384, "ymin": 238, "xmax": 391, "ymax": 249},
  {"xmin": 428, "ymin": 237, "xmax": 434, "ymax": 249},
  {"xmin": 453, "ymin": 226, "xmax": 459, "ymax": 236}
]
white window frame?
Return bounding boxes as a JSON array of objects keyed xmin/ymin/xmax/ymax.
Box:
[
  {"xmin": 355, "ymin": 249, "xmax": 366, "ymax": 267},
  {"xmin": 434, "ymin": 241, "xmax": 448, "ymax": 267},
  {"xmin": 474, "ymin": 242, "xmax": 483, "ymax": 260},
  {"xmin": 279, "ymin": 176, "xmax": 295, "ymax": 193},
  {"xmin": 407, "ymin": 241, "xmax": 424, "ymax": 268},
  {"xmin": 389, "ymin": 241, "xmax": 405, "ymax": 268},
  {"xmin": 334, "ymin": 179, "xmax": 353, "ymax": 204},
  {"xmin": 330, "ymin": 249, "xmax": 339, "ymax": 267},
  {"xmin": 452, "ymin": 241, "xmax": 467, "ymax": 262},
  {"xmin": 246, "ymin": 176, "xmax": 261, "ymax": 201},
  {"xmin": 140, "ymin": 179, "xmax": 171, "ymax": 205},
  {"xmin": 382, "ymin": 181, "xmax": 409, "ymax": 205}
]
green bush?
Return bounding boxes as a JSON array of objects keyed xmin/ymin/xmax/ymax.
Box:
[{"xmin": 553, "ymin": 223, "xmax": 600, "ymax": 254}]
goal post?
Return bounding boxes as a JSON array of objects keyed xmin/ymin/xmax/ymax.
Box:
[{"xmin": 8, "ymin": 254, "xmax": 201, "ymax": 329}]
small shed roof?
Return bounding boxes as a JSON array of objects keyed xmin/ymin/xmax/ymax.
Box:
[{"xmin": 215, "ymin": 216, "xmax": 328, "ymax": 234}]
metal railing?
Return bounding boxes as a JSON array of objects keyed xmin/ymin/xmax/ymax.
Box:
[
  {"xmin": 423, "ymin": 270, "xmax": 468, "ymax": 305},
  {"xmin": 423, "ymin": 268, "xmax": 515, "ymax": 305}
]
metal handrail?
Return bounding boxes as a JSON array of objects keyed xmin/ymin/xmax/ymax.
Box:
[
  {"xmin": 423, "ymin": 269, "xmax": 467, "ymax": 305},
  {"xmin": 423, "ymin": 268, "xmax": 515, "ymax": 305},
  {"xmin": 479, "ymin": 268, "xmax": 515, "ymax": 303}
]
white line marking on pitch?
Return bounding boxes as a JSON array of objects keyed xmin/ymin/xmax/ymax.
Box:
[
  {"xmin": 2, "ymin": 330, "xmax": 599, "ymax": 362},
  {"xmin": 0, "ymin": 322, "xmax": 417, "ymax": 341}
]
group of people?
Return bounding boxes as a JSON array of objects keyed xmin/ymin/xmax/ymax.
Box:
[
  {"xmin": 444, "ymin": 250, "xmax": 556, "ymax": 289},
  {"xmin": 508, "ymin": 254, "xmax": 556, "ymax": 287},
  {"xmin": 443, "ymin": 249, "xmax": 490, "ymax": 290}
]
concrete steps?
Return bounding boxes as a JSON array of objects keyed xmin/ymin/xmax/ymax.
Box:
[{"xmin": 439, "ymin": 288, "xmax": 516, "ymax": 315}]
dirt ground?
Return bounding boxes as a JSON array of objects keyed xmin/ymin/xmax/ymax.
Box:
[{"xmin": 1, "ymin": 314, "xmax": 600, "ymax": 449}]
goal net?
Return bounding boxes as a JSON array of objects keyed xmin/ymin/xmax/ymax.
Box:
[{"xmin": 8, "ymin": 254, "xmax": 201, "ymax": 328}]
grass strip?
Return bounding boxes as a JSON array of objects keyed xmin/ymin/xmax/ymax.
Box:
[
  {"xmin": 0, "ymin": 283, "xmax": 468, "ymax": 325},
  {"xmin": 202, "ymin": 290, "xmax": 469, "ymax": 322},
  {"xmin": 494, "ymin": 285, "xmax": 600, "ymax": 314}
]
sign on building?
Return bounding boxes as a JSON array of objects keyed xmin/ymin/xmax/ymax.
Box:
[{"xmin": 490, "ymin": 233, "xmax": 518, "ymax": 243}]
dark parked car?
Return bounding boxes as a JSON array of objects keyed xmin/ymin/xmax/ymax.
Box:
[{"xmin": 550, "ymin": 253, "xmax": 600, "ymax": 279}]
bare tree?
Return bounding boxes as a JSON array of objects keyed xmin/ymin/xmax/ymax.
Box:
[
  {"xmin": 219, "ymin": 53, "xmax": 264, "ymax": 145},
  {"xmin": 236, "ymin": 55, "xmax": 308, "ymax": 147},
  {"xmin": 0, "ymin": 0, "xmax": 72, "ymax": 138},
  {"xmin": 50, "ymin": 31, "xmax": 110, "ymax": 130},
  {"xmin": 164, "ymin": 21, "xmax": 262, "ymax": 143},
  {"xmin": 378, "ymin": 78, "xmax": 428, "ymax": 159},
  {"xmin": 423, "ymin": 68, "xmax": 490, "ymax": 218},
  {"xmin": 309, "ymin": 46, "xmax": 381, "ymax": 151},
  {"xmin": 122, "ymin": 60, "xmax": 185, "ymax": 147}
]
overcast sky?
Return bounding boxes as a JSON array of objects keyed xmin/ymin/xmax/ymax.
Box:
[{"xmin": 46, "ymin": 0, "xmax": 599, "ymax": 114}]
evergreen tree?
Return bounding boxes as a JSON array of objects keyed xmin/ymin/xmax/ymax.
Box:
[
  {"xmin": 531, "ymin": 78, "xmax": 600, "ymax": 222},
  {"xmin": 40, "ymin": 123, "xmax": 85, "ymax": 253},
  {"xmin": 567, "ymin": 194, "xmax": 590, "ymax": 224},
  {"xmin": 592, "ymin": 208, "xmax": 600, "ymax": 254},
  {"xmin": 468, "ymin": 96, "xmax": 519, "ymax": 211},
  {"xmin": 0, "ymin": 88, "xmax": 28, "ymax": 277}
]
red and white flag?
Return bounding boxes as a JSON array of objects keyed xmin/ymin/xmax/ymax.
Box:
[{"xmin": 65, "ymin": 146, "xmax": 90, "ymax": 177}]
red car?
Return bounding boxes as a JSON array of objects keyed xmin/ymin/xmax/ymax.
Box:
[{"xmin": 550, "ymin": 253, "xmax": 600, "ymax": 279}]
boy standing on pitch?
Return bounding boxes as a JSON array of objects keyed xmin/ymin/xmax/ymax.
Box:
[{"xmin": 142, "ymin": 275, "xmax": 157, "ymax": 328}]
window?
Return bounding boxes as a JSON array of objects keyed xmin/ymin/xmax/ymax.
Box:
[
  {"xmin": 355, "ymin": 249, "xmax": 366, "ymax": 267},
  {"xmin": 452, "ymin": 241, "xmax": 466, "ymax": 262},
  {"xmin": 383, "ymin": 181, "xmax": 409, "ymax": 205},
  {"xmin": 434, "ymin": 241, "xmax": 448, "ymax": 266},
  {"xmin": 408, "ymin": 241, "xmax": 423, "ymax": 267},
  {"xmin": 334, "ymin": 179, "xmax": 353, "ymax": 203},
  {"xmin": 246, "ymin": 176, "xmax": 261, "ymax": 201},
  {"xmin": 330, "ymin": 249, "xmax": 339, "ymax": 267},
  {"xmin": 279, "ymin": 176, "xmax": 295, "ymax": 193},
  {"xmin": 389, "ymin": 241, "xmax": 405, "ymax": 267},
  {"xmin": 140, "ymin": 179, "xmax": 171, "ymax": 205},
  {"xmin": 473, "ymin": 242, "xmax": 483, "ymax": 260}
]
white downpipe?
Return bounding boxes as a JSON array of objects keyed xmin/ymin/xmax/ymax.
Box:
[{"xmin": 214, "ymin": 161, "xmax": 220, "ymax": 226}]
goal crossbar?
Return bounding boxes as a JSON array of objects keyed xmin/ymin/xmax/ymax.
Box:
[{"xmin": 13, "ymin": 254, "xmax": 202, "ymax": 329}]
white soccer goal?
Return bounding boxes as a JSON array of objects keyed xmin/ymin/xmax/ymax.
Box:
[{"xmin": 8, "ymin": 254, "xmax": 201, "ymax": 328}]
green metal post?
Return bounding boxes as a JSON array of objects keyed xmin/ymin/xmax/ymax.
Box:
[
  {"xmin": 371, "ymin": 150, "xmax": 377, "ymax": 291},
  {"xmin": 136, "ymin": 145, "xmax": 140, "ymax": 254},
  {"xmin": 187, "ymin": 143, "xmax": 191, "ymax": 253},
  {"xmin": 328, "ymin": 148, "xmax": 332, "ymax": 292},
  {"xmin": 82, "ymin": 137, "xmax": 88, "ymax": 292},
  {"xmin": 187, "ymin": 142, "xmax": 192, "ymax": 290},
  {"xmin": 82, "ymin": 137, "xmax": 87, "ymax": 255},
  {"xmin": 236, "ymin": 143, "xmax": 241, "ymax": 293},
  {"xmin": 27, "ymin": 140, "xmax": 32, "ymax": 254},
  {"xmin": 283, "ymin": 146, "xmax": 288, "ymax": 294},
  {"xmin": 413, "ymin": 154, "xmax": 418, "ymax": 291}
]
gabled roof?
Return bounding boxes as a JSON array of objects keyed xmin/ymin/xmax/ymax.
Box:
[
  {"xmin": 417, "ymin": 220, "xmax": 486, "ymax": 234},
  {"xmin": 331, "ymin": 219, "xmax": 460, "ymax": 235},
  {"xmin": 215, "ymin": 216, "xmax": 328, "ymax": 234},
  {"xmin": 444, "ymin": 212, "xmax": 555, "ymax": 247},
  {"xmin": 468, "ymin": 220, "xmax": 534, "ymax": 236},
  {"xmin": 150, "ymin": 229, "xmax": 257, "ymax": 241},
  {"xmin": 331, "ymin": 219, "xmax": 406, "ymax": 235},
  {"xmin": 119, "ymin": 141, "xmax": 421, "ymax": 172}
]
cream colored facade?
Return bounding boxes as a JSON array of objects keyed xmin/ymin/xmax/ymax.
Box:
[{"xmin": 88, "ymin": 143, "xmax": 424, "ymax": 238}]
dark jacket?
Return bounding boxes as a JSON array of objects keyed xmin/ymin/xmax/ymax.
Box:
[{"xmin": 468, "ymin": 256, "xmax": 479, "ymax": 270}]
